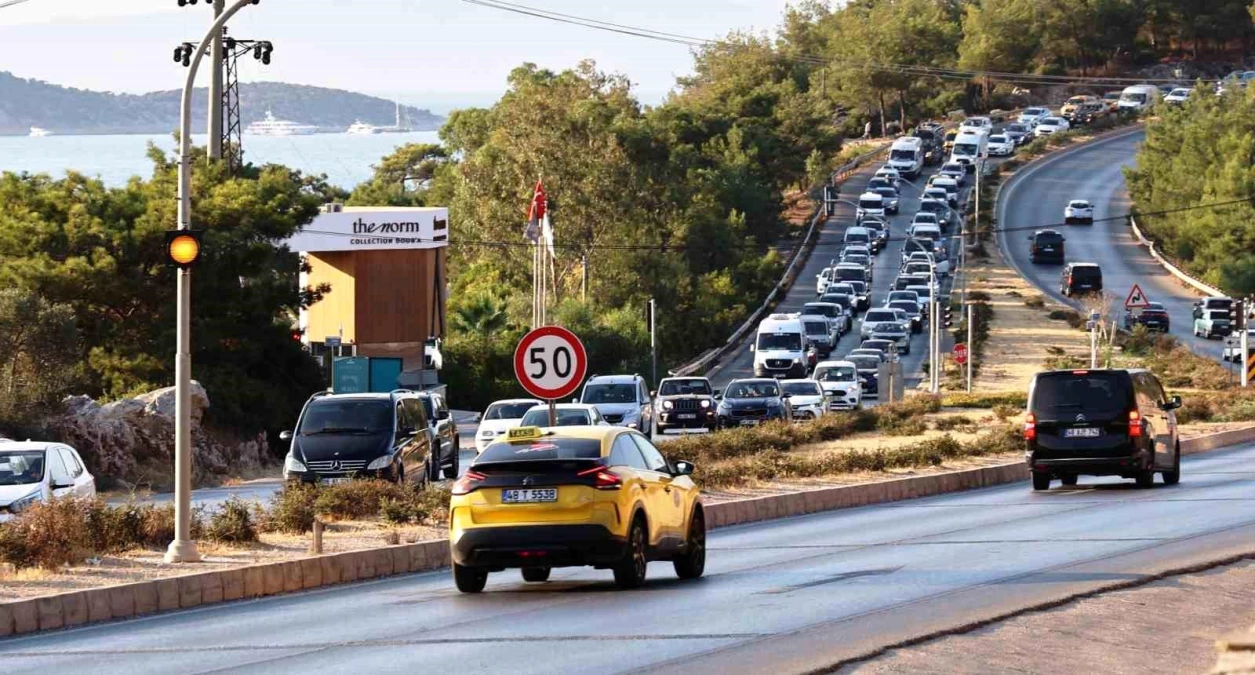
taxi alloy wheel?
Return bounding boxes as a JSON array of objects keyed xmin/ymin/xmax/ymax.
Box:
[
  {"xmin": 453, "ymin": 562, "xmax": 488, "ymax": 593},
  {"xmin": 613, "ymin": 518, "xmax": 648, "ymax": 589},
  {"xmin": 521, "ymin": 566, "xmax": 551, "ymax": 583},
  {"xmin": 673, "ymin": 509, "xmax": 706, "ymax": 580}
]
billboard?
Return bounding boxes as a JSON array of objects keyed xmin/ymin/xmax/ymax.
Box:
[{"xmin": 285, "ymin": 207, "xmax": 449, "ymax": 252}]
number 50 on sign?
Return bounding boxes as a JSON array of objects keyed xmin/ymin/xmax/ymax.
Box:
[{"xmin": 513, "ymin": 326, "xmax": 589, "ymax": 401}]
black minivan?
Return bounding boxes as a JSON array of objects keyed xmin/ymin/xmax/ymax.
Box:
[
  {"xmin": 1025, "ymin": 369, "xmax": 1182, "ymax": 491},
  {"xmin": 1028, "ymin": 229, "xmax": 1065, "ymax": 264},
  {"xmin": 1060, "ymin": 262, "xmax": 1103, "ymax": 296}
]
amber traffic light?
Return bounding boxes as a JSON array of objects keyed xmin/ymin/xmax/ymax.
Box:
[{"xmin": 165, "ymin": 230, "xmax": 203, "ymax": 268}]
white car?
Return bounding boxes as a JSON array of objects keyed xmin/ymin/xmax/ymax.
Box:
[
  {"xmin": 475, "ymin": 398, "xmax": 543, "ymax": 452},
  {"xmin": 987, "ymin": 134, "xmax": 1015, "ymax": 156},
  {"xmin": 1035, "ymin": 117, "xmax": 1070, "ymax": 136},
  {"xmin": 1064, "ymin": 199, "xmax": 1094, "ymax": 224},
  {"xmin": 811, "ymin": 361, "xmax": 863, "ymax": 411},
  {"xmin": 1018, "ymin": 107, "xmax": 1051, "ymax": 128},
  {"xmin": 873, "ymin": 166, "xmax": 901, "ymax": 188},
  {"xmin": 1164, "ymin": 87, "xmax": 1191, "ymax": 105},
  {"xmin": 930, "ymin": 177, "xmax": 961, "ymax": 207},
  {"xmin": 0, "ymin": 441, "xmax": 96, "ymax": 522},
  {"xmin": 859, "ymin": 308, "xmax": 905, "ymax": 339},
  {"xmin": 519, "ymin": 403, "xmax": 610, "ymax": 428},
  {"xmin": 959, "ymin": 117, "xmax": 992, "ymax": 135},
  {"xmin": 780, "ymin": 379, "xmax": 828, "ymax": 420}
]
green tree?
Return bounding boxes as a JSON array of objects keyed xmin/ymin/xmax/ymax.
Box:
[
  {"xmin": 347, "ymin": 143, "xmax": 448, "ymax": 207},
  {"xmin": 0, "ymin": 288, "xmax": 79, "ymax": 435}
]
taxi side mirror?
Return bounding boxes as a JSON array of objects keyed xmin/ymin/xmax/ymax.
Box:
[{"xmin": 672, "ymin": 460, "xmax": 695, "ymax": 477}]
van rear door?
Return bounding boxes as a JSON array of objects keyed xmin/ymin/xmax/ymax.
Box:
[{"xmin": 1029, "ymin": 371, "xmax": 1135, "ymax": 454}]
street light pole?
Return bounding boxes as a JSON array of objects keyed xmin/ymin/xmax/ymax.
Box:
[
  {"xmin": 166, "ymin": 0, "xmax": 261, "ymax": 565},
  {"xmin": 208, "ymin": 0, "xmax": 225, "ymax": 160}
]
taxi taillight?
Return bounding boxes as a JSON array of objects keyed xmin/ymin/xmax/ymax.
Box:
[
  {"xmin": 577, "ymin": 465, "xmax": 622, "ymax": 490},
  {"xmin": 1128, "ymin": 410, "xmax": 1142, "ymax": 438},
  {"xmin": 1024, "ymin": 412, "xmax": 1037, "ymax": 441},
  {"xmin": 452, "ymin": 470, "xmax": 486, "ymax": 496}
]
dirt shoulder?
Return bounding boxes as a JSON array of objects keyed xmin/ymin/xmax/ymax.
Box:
[{"xmin": 845, "ymin": 559, "xmax": 1255, "ymax": 674}]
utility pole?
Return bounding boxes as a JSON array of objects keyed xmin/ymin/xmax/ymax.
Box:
[
  {"xmin": 208, "ymin": 0, "xmax": 224, "ymax": 160},
  {"xmin": 648, "ymin": 298, "xmax": 657, "ymax": 388}
]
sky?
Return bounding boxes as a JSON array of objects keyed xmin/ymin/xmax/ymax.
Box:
[{"xmin": 0, "ymin": 0, "xmax": 794, "ymax": 112}]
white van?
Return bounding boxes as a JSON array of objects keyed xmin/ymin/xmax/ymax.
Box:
[
  {"xmin": 949, "ymin": 131, "xmax": 986, "ymax": 173},
  {"xmin": 1118, "ymin": 84, "xmax": 1160, "ymax": 112},
  {"xmin": 753, "ymin": 313, "xmax": 808, "ymax": 379},
  {"xmin": 887, "ymin": 137, "xmax": 924, "ymax": 178},
  {"xmin": 856, "ymin": 192, "xmax": 885, "ymax": 221}
]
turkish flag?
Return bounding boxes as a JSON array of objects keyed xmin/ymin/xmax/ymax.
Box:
[{"xmin": 524, "ymin": 181, "xmax": 545, "ymax": 242}]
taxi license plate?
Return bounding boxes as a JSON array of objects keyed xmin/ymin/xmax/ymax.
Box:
[
  {"xmin": 678, "ymin": 413, "xmax": 696, "ymax": 420},
  {"xmin": 502, "ymin": 488, "xmax": 557, "ymax": 504},
  {"xmin": 740, "ymin": 419, "xmax": 760, "ymax": 426},
  {"xmin": 1065, "ymin": 427, "xmax": 1100, "ymax": 438},
  {"xmin": 321, "ymin": 477, "xmax": 351, "ymax": 486}
]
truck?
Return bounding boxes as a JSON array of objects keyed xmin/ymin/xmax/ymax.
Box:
[
  {"xmin": 949, "ymin": 131, "xmax": 987, "ymax": 173},
  {"xmin": 887, "ymin": 137, "xmax": 924, "ymax": 178},
  {"xmin": 752, "ymin": 313, "xmax": 808, "ymax": 379}
]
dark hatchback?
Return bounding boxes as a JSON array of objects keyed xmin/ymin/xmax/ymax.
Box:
[
  {"xmin": 1028, "ymin": 229, "xmax": 1065, "ymax": 264},
  {"xmin": 715, "ymin": 379, "xmax": 792, "ymax": 429},
  {"xmin": 1025, "ymin": 369, "xmax": 1181, "ymax": 491},
  {"xmin": 1060, "ymin": 262, "xmax": 1103, "ymax": 296},
  {"xmin": 1124, "ymin": 303, "xmax": 1171, "ymax": 332},
  {"xmin": 281, "ymin": 391, "xmax": 435, "ymax": 486}
]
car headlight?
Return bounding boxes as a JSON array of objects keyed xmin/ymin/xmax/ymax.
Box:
[
  {"xmin": 366, "ymin": 455, "xmax": 393, "ymax": 471},
  {"xmin": 283, "ymin": 454, "xmax": 307, "ymax": 473},
  {"xmin": 663, "ymin": 400, "xmax": 674, "ymax": 410},
  {"xmin": 8, "ymin": 491, "xmax": 41, "ymax": 514},
  {"xmin": 700, "ymin": 399, "xmax": 711, "ymax": 409}
]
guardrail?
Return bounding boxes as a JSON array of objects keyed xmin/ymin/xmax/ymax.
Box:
[
  {"xmin": 667, "ymin": 141, "xmax": 892, "ymax": 377},
  {"xmin": 1128, "ymin": 215, "xmax": 1225, "ymax": 297}
]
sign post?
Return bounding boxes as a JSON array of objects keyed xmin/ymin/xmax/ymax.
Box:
[{"xmin": 514, "ymin": 326, "xmax": 589, "ymax": 427}]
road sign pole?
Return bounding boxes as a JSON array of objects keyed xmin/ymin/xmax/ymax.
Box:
[
  {"xmin": 1090, "ymin": 321, "xmax": 1099, "ymax": 369},
  {"xmin": 1243, "ymin": 327, "xmax": 1249, "ymax": 388},
  {"xmin": 548, "ymin": 398, "xmax": 557, "ymax": 427},
  {"xmin": 965, "ymin": 304, "xmax": 973, "ymax": 393}
]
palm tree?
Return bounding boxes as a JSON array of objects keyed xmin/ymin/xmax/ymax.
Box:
[{"xmin": 450, "ymin": 291, "xmax": 510, "ymax": 335}]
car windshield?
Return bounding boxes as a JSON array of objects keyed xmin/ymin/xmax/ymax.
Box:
[
  {"xmin": 1030, "ymin": 371, "xmax": 1132, "ymax": 418},
  {"xmin": 989, "ymin": 135, "xmax": 1007, "ymax": 143},
  {"xmin": 782, "ymin": 381, "xmax": 822, "ymax": 396},
  {"xmin": 848, "ymin": 355, "xmax": 880, "ymax": 370},
  {"xmin": 848, "ymin": 281, "xmax": 867, "ymax": 294},
  {"xmin": 726, "ymin": 381, "xmax": 780, "ymax": 399},
  {"xmin": 890, "ymin": 149, "xmax": 916, "ymax": 161},
  {"xmin": 868, "ymin": 178, "xmax": 891, "ymax": 190},
  {"xmin": 582, "ymin": 384, "xmax": 637, "ymax": 404},
  {"xmin": 844, "ymin": 255, "xmax": 869, "ymax": 266},
  {"xmin": 1025, "ymin": 108, "xmax": 1046, "ymax": 115},
  {"xmin": 866, "ymin": 310, "xmax": 897, "ymax": 322},
  {"xmin": 478, "ymin": 436, "xmax": 603, "ymax": 463},
  {"xmin": 1122, "ymin": 93, "xmax": 1147, "ymax": 103},
  {"xmin": 659, "ymin": 379, "xmax": 712, "ymax": 396},
  {"xmin": 815, "ymin": 365, "xmax": 857, "ymax": 382},
  {"xmin": 862, "ymin": 341, "xmax": 892, "ymax": 352},
  {"xmin": 758, "ymin": 332, "xmax": 802, "ymax": 351},
  {"xmin": 298, "ymin": 399, "xmax": 392, "ymax": 435},
  {"xmin": 520, "ymin": 408, "xmax": 592, "ymax": 427},
  {"xmin": 873, "ymin": 188, "xmax": 896, "ymax": 198},
  {"xmin": 914, "ymin": 214, "xmax": 938, "ymax": 223},
  {"xmin": 0, "ymin": 450, "xmax": 45, "ymax": 486},
  {"xmin": 953, "ymin": 142, "xmax": 978, "ymax": 157},
  {"xmin": 920, "ymin": 202, "xmax": 943, "ymax": 214},
  {"xmin": 925, "ymin": 189, "xmax": 946, "ymax": 199},
  {"xmin": 858, "ymin": 197, "xmax": 882, "ymax": 209},
  {"xmin": 484, "ymin": 401, "xmax": 538, "ymax": 420},
  {"xmin": 1008, "ymin": 124, "xmax": 1027, "ymax": 132}
]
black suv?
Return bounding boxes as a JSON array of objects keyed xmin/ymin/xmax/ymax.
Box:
[
  {"xmin": 281, "ymin": 390, "xmax": 437, "ymax": 486},
  {"xmin": 1025, "ymin": 369, "xmax": 1182, "ymax": 491},
  {"xmin": 1060, "ymin": 262, "xmax": 1103, "ymax": 296},
  {"xmin": 1028, "ymin": 229, "xmax": 1065, "ymax": 264},
  {"xmin": 654, "ymin": 377, "xmax": 718, "ymax": 432}
]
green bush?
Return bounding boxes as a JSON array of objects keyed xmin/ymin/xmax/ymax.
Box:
[
  {"xmin": 0, "ymin": 498, "xmax": 89, "ymax": 569},
  {"xmin": 314, "ymin": 480, "xmax": 409, "ymax": 521},
  {"xmin": 933, "ymin": 415, "xmax": 973, "ymax": 431},
  {"xmin": 264, "ymin": 483, "xmax": 318, "ymax": 534},
  {"xmin": 206, "ymin": 498, "xmax": 259, "ymax": 544},
  {"xmin": 1024, "ymin": 296, "xmax": 1045, "ymax": 308},
  {"xmin": 941, "ymin": 391, "xmax": 1027, "ymax": 408},
  {"xmin": 380, "ymin": 485, "xmax": 452, "ymax": 526}
]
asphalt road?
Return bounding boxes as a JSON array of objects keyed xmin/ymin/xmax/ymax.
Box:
[
  {"xmin": 704, "ymin": 152, "xmax": 968, "ymax": 398},
  {"xmin": 997, "ymin": 127, "xmax": 1224, "ymax": 361},
  {"xmin": 9, "ymin": 444, "xmax": 1255, "ymax": 674}
]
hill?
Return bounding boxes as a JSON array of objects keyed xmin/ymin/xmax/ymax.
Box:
[{"xmin": 0, "ymin": 72, "xmax": 445, "ymax": 135}]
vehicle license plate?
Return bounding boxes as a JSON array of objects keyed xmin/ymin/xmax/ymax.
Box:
[
  {"xmin": 502, "ymin": 488, "xmax": 557, "ymax": 504},
  {"xmin": 321, "ymin": 477, "xmax": 351, "ymax": 486},
  {"xmin": 677, "ymin": 413, "xmax": 696, "ymax": 420},
  {"xmin": 740, "ymin": 419, "xmax": 760, "ymax": 427},
  {"xmin": 1064, "ymin": 427, "xmax": 1100, "ymax": 438}
]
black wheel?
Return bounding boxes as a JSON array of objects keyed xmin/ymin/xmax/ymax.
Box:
[
  {"xmin": 442, "ymin": 437, "xmax": 459, "ymax": 480},
  {"xmin": 521, "ymin": 566, "xmax": 551, "ymax": 583},
  {"xmin": 453, "ymin": 562, "xmax": 488, "ymax": 593},
  {"xmin": 1032, "ymin": 472, "xmax": 1051, "ymax": 491},
  {"xmin": 1162, "ymin": 444, "xmax": 1181, "ymax": 486},
  {"xmin": 1061, "ymin": 473, "xmax": 1078, "ymax": 486},
  {"xmin": 673, "ymin": 509, "xmax": 706, "ymax": 580},
  {"xmin": 613, "ymin": 517, "xmax": 648, "ymax": 589},
  {"xmin": 1135, "ymin": 470, "xmax": 1156, "ymax": 488},
  {"xmin": 427, "ymin": 452, "xmax": 440, "ymax": 483},
  {"xmin": 395, "ymin": 462, "xmax": 406, "ymax": 485}
]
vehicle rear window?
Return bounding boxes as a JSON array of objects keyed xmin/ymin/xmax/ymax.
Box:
[
  {"xmin": 782, "ymin": 381, "xmax": 822, "ymax": 396},
  {"xmin": 866, "ymin": 310, "xmax": 897, "ymax": 322},
  {"xmin": 848, "ymin": 355, "xmax": 880, "ymax": 370},
  {"xmin": 1071, "ymin": 266, "xmax": 1101, "ymax": 279},
  {"xmin": 484, "ymin": 401, "xmax": 537, "ymax": 420},
  {"xmin": 520, "ymin": 408, "xmax": 591, "ymax": 427},
  {"xmin": 1030, "ymin": 371, "xmax": 1132, "ymax": 418},
  {"xmin": 478, "ymin": 437, "xmax": 603, "ymax": 463},
  {"xmin": 1035, "ymin": 232, "xmax": 1063, "ymax": 244}
]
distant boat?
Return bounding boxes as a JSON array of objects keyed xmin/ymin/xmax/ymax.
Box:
[
  {"xmin": 377, "ymin": 100, "xmax": 413, "ymax": 134},
  {"xmin": 28, "ymin": 127, "xmax": 52, "ymax": 137},
  {"xmin": 244, "ymin": 111, "xmax": 319, "ymax": 136},
  {"xmin": 345, "ymin": 120, "xmax": 381, "ymax": 135}
]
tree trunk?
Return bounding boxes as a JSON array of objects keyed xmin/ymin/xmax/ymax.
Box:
[
  {"xmin": 898, "ymin": 91, "xmax": 907, "ymax": 133},
  {"xmin": 877, "ymin": 91, "xmax": 887, "ymax": 138}
]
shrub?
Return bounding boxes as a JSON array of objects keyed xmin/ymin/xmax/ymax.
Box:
[
  {"xmin": 1047, "ymin": 309, "xmax": 1085, "ymax": 329},
  {"xmin": 380, "ymin": 484, "xmax": 452, "ymax": 526},
  {"xmin": 84, "ymin": 500, "xmax": 146, "ymax": 553},
  {"xmin": 941, "ymin": 392, "xmax": 1027, "ymax": 408},
  {"xmin": 264, "ymin": 483, "xmax": 318, "ymax": 533},
  {"xmin": 2, "ymin": 498, "xmax": 90, "ymax": 569},
  {"xmin": 991, "ymin": 403, "xmax": 1020, "ymax": 421},
  {"xmin": 314, "ymin": 480, "xmax": 410, "ymax": 521},
  {"xmin": 1024, "ymin": 296, "xmax": 1045, "ymax": 308},
  {"xmin": 206, "ymin": 498, "xmax": 258, "ymax": 544},
  {"xmin": 933, "ymin": 415, "xmax": 973, "ymax": 431}
]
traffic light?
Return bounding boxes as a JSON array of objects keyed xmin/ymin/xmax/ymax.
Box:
[
  {"xmin": 164, "ymin": 230, "xmax": 203, "ymax": 269},
  {"xmin": 290, "ymin": 329, "xmax": 303, "ymax": 342},
  {"xmin": 942, "ymin": 303, "xmax": 954, "ymax": 328}
]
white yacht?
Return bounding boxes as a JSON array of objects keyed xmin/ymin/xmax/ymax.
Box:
[
  {"xmin": 28, "ymin": 127, "xmax": 52, "ymax": 137},
  {"xmin": 345, "ymin": 120, "xmax": 380, "ymax": 135},
  {"xmin": 244, "ymin": 111, "xmax": 319, "ymax": 136}
]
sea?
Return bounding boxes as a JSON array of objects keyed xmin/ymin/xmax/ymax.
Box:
[{"xmin": 0, "ymin": 131, "xmax": 442, "ymax": 190}]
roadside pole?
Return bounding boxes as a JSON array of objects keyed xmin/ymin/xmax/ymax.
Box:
[
  {"xmin": 1242, "ymin": 321, "xmax": 1249, "ymax": 388},
  {"xmin": 208, "ymin": 0, "xmax": 225, "ymax": 160},
  {"xmin": 649, "ymin": 298, "xmax": 657, "ymax": 389},
  {"xmin": 547, "ymin": 399, "xmax": 557, "ymax": 427},
  {"xmin": 1088, "ymin": 311, "xmax": 1100, "ymax": 369},
  {"xmin": 167, "ymin": 0, "xmax": 259, "ymax": 565},
  {"xmin": 965, "ymin": 304, "xmax": 973, "ymax": 393}
]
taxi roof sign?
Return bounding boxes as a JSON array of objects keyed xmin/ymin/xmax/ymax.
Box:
[{"xmin": 507, "ymin": 426, "xmax": 545, "ymax": 442}]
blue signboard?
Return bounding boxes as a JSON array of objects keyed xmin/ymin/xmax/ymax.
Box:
[
  {"xmin": 332, "ymin": 357, "xmax": 370, "ymax": 394},
  {"xmin": 368, "ymin": 358, "xmax": 403, "ymax": 393}
]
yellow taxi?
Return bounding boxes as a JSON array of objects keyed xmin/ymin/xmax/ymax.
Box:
[{"xmin": 448, "ymin": 425, "xmax": 705, "ymax": 593}]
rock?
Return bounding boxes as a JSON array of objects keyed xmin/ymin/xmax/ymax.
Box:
[{"xmin": 47, "ymin": 381, "xmax": 268, "ymax": 488}]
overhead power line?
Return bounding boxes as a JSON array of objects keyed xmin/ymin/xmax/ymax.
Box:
[
  {"xmin": 459, "ymin": 0, "xmax": 1212, "ymax": 87},
  {"xmin": 0, "ymin": 0, "xmax": 37, "ymax": 10}
]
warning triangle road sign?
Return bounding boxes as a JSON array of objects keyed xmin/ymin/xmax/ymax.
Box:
[{"xmin": 1124, "ymin": 283, "xmax": 1150, "ymax": 309}]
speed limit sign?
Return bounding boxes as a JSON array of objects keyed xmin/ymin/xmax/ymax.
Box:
[{"xmin": 513, "ymin": 326, "xmax": 589, "ymax": 401}]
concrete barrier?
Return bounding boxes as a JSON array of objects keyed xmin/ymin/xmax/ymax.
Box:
[
  {"xmin": 1128, "ymin": 215, "xmax": 1226, "ymax": 298},
  {"xmin": 2, "ymin": 424, "xmax": 1250, "ymax": 636}
]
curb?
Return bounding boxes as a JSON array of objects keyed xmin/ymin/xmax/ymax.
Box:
[{"xmin": 3, "ymin": 424, "xmax": 1251, "ymax": 637}]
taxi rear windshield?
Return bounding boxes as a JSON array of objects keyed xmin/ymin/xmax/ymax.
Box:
[
  {"xmin": 1030, "ymin": 372, "xmax": 1132, "ymax": 418},
  {"xmin": 478, "ymin": 437, "xmax": 603, "ymax": 463}
]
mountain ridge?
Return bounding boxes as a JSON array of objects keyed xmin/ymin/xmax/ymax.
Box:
[{"xmin": 0, "ymin": 72, "xmax": 445, "ymax": 135}]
